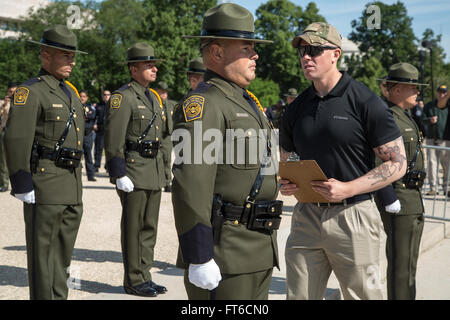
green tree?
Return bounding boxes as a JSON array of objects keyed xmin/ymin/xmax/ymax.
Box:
[
  {"xmin": 254, "ymin": 0, "xmax": 326, "ymax": 96},
  {"xmin": 141, "ymin": 0, "xmax": 217, "ymax": 100},
  {"xmin": 247, "ymin": 77, "xmax": 280, "ymax": 108},
  {"xmin": 348, "ymin": 1, "xmax": 418, "ymax": 70},
  {"xmin": 419, "ymin": 28, "xmax": 450, "ymax": 102},
  {"xmin": 346, "ymin": 54, "xmax": 385, "ymax": 95}
]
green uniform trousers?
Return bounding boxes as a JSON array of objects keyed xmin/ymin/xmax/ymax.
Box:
[
  {"xmin": 162, "ymin": 144, "xmax": 172, "ymax": 187},
  {"xmin": 380, "ymin": 212, "xmax": 424, "ymax": 300},
  {"xmin": 0, "ymin": 130, "xmax": 9, "ymax": 188},
  {"xmin": 118, "ymin": 188, "xmax": 161, "ymax": 288},
  {"xmin": 183, "ymin": 268, "xmax": 273, "ymax": 300},
  {"xmin": 23, "ymin": 203, "xmax": 83, "ymax": 300}
]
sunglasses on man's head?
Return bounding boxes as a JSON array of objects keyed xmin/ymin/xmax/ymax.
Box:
[{"xmin": 297, "ymin": 45, "xmax": 339, "ymax": 58}]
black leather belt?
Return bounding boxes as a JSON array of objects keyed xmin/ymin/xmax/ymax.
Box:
[
  {"xmin": 221, "ymin": 202, "xmax": 281, "ymax": 223},
  {"xmin": 37, "ymin": 145, "xmax": 56, "ymax": 160},
  {"xmin": 315, "ymin": 194, "xmax": 373, "ymax": 207}
]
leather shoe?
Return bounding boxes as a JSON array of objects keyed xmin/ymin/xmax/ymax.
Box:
[
  {"xmin": 148, "ymin": 280, "xmax": 167, "ymax": 294},
  {"xmin": 0, "ymin": 186, "xmax": 8, "ymax": 192},
  {"xmin": 164, "ymin": 185, "xmax": 172, "ymax": 192},
  {"xmin": 87, "ymin": 176, "xmax": 97, "ymax": 181},
  {"xmin": 124, "ymin": 282, "xmax": 158, "ymax": 297}
]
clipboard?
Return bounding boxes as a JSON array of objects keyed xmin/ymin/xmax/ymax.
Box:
[{"xmin": 278, "ymin": 160, "xmax": 333, "ymax": 203}]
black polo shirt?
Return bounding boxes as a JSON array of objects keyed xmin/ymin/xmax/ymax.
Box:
[{"xmin": 280, "ymin": 72, "xmax": 401, "ymax": 182}]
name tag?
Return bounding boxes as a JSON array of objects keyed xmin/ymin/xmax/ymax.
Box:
[
  {"xmin": 52, "ymin": 104, "xmax": 63, "ymax": 108},
  {"xmin": 333, "ymin": 115, "xmax": 348, "ymax": 120},
  {"xmin": 405, "ymin": 128, "xmax": 413, "ymax": 132},
  {"xmin": 236, "ymin": 113, "xmax": 249, "ymax": 117},
  {"xmin": 138, "ymin": 105, "xmax": 146, "ymax": 109}
]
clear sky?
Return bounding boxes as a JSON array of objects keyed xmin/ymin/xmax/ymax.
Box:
[{"xmin": 224, "ymin": 0, "xmax": 450, "ymax": 62}]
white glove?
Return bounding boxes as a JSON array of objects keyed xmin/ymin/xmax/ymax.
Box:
[
  {"xmin": 385, "ymin": 200, "xmax": 401, "ymax": 214},
  {"xmin": 15, "ymin": 190, "xmax": 35, "ymax": 204},
  {"xmin": 188, "ymin": 258, "xmax": 222, "ymax": 290},
  {"xmin": 116, "ymin": 176, "xmax": 134, "ymax": 192}
]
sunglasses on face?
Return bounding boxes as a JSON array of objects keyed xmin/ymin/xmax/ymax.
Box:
[{"xmin": 297, "ymin": 45, "xmax": 339, "ymax": 58}]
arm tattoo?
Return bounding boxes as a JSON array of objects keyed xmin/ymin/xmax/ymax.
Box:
[{"xmin": 369, "ymin": 137, "xmax": 407, "ymax": 186}]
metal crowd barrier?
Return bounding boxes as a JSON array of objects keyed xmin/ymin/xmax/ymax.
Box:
[{"xmin": 421, "ymin": 144, "xmax": 450, "ymax": 222}]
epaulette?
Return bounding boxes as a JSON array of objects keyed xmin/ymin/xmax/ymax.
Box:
[
  {"xmin": 193, "ymin": 81, "xmax": 213, "ymax": 94},
  {"xmin": 117, "ymin": 83, "xmax": 131, "ymax": 92},
  {"xmin": 22, "ymin": 77, "xmax": 41, "ymax": 87},
  {"xmin": 65, "ymin": 80, "xmax": 80, "ymax": 99}
]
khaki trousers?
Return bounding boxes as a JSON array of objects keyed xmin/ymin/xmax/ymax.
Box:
[
  {"xmin": 425, "ymin": 139, "xmax": 449, "ymax": 191},
  {"xmin": 285, "ymin": 199, "xmax": 383, "ymax": 300}
]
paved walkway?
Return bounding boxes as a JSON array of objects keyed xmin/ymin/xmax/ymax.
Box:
[{"xmin": 0, "ymin": 166, "xmax": 449, "ymax": 300}]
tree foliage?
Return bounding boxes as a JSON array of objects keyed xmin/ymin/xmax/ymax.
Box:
[{"xmin": 254, "ymin": 0, "xmax": 326, "ymax": 96}]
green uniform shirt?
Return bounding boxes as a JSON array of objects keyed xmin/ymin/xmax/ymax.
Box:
[
  {"xmin": 4, "ymin": 69, "xmax": 85, "ymax": 205},
  {"xmin": 376, "ymin": 104, "xmax": 425, "ymax": 215},
  {"xmin": 172, "ymin": 70, "xmax": 280, "ymax": 274},
  {"xmin": 104, "ymin": 80, "xmax": 167, "ymax": 190}
]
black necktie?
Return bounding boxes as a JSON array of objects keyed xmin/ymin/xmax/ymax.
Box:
[
  {"xmin": 145, "ymin": 89, "xmax": 154, "ymax": 107},
  {"xmin": 59, "ymin": 81, "xmax": 72, "ymax": 104}
]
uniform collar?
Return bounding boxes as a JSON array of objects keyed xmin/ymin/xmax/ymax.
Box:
[
  {"xmin": 38, "ymin": 68, "xmax": 64, "ymax": 90},
  {"xmin": 203, "ymin": 69, "xmax": 244, "ymax": 98},
  {"xmin": 130, "ymin": 78, "xmax": 148, "ymax": 95}
]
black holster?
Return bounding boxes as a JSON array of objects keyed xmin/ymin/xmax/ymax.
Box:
[
  {"xmin": 30, "ymin": 142, "xmax": 39, "ymax": 173},
  {"xmin": 126, "ymin": 140, "xmax": 160, "ymax": 158},
  {"xmin": 402, "ymin": 170, "xmax": 426, "ymax": 189},
  {"xmin": 55, "ymin": 147, "xmax": 83, "ymax": 169},
  {"xmin": 211, "ymin": 194, "xmax": 224, "ymax": 245},
  {"xmin": 247, "ymin": 200, "xmax": 283, "ymax": 232}
]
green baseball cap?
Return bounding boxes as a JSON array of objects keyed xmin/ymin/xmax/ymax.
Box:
[
  {"xmin": 123, "ymin": 42, "xmax": 164, "ymax": 64},
  {"xmin": 380, "ymin": 62, "xmax": 428, "ymax": 86},
  {"xmin": 187, "ymin": 57, "xmax": 206, "ymax": 74},
  {"xmin": 28, "ymin": 24, "xmax": 87, "ymax": 54},
  {"xmin": 292, "ymin": 22, "xmax": 342, "ymax": 48},
  {"xmin": 183, "ymin": 3, "xmax": 272, "ymax": 44},
  {"xmin": 284, "ymin": 88, "xmax": 298, "ymax": 97}
]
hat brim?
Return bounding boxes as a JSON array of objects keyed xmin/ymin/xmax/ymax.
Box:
[
  {"xmin": 27, "ymin": 39, "xmax": 88, "ymax": 54},
  {"xmin": 182, "ymin": 35, "xmax": 273, "ymax": 44},
  {"xmin": 376, "ymin": 78, "xmax": 429, "ymax": 86},
  {"xmin": 119, "ymin": 59, "xmax": 165, "ymax": 65},
  {"xmin": 292, "ymin": 34, "xmax": 340, "ymax": 49}
]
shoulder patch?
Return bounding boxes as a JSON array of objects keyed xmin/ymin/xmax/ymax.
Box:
[
  {"xmin": 110, "ymin": 94, "xmax": 123, "ymax": 109},
  {"xmin": 182, "ymin": 95, "xmax": 204, "ymax": 122},
  {"xmin": 14, "ymin": 87, "xmax": 30, "ymax": 106}
]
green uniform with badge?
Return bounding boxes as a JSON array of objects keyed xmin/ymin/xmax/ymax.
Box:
[
  {"xmin": 104, "ymin": 43, "xmax": 167, "ymax": 294},
  {"xmin": 3, "ymin": 25, "xmax": 86, "ymax": 300},
  {"xmin": 161, "ymin": 98, "xmax": 176, "ymax": 190},
  {"xmin": 375, "ymin": 63, "xmax": 426, "ymax": 300},
  {"xmin": 173, "ymin": 3, "xmax": 280, "ymax": 300}
]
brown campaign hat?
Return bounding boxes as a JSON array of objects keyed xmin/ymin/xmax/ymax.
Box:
[
  {"xmin": 187, "ymin": 57, "xmax": 206, "ymax": 74},
  {"xmin": 27, "ymin": 24, "xmax": 87, "ymax": 54},
  {"xmin": 183, "ymin": 3, "xmax": 272, "ymax": 43},
  {"xmin": 379, "ymin": 62, "xmax": 428, "ymax": 86},
  {"xmin": 292, "ymin": 22, "xmax": 342, "ymax": 49},
  {"xmin": 123, "ymin": 42, "xmax": 164, "ymax": 64}
]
